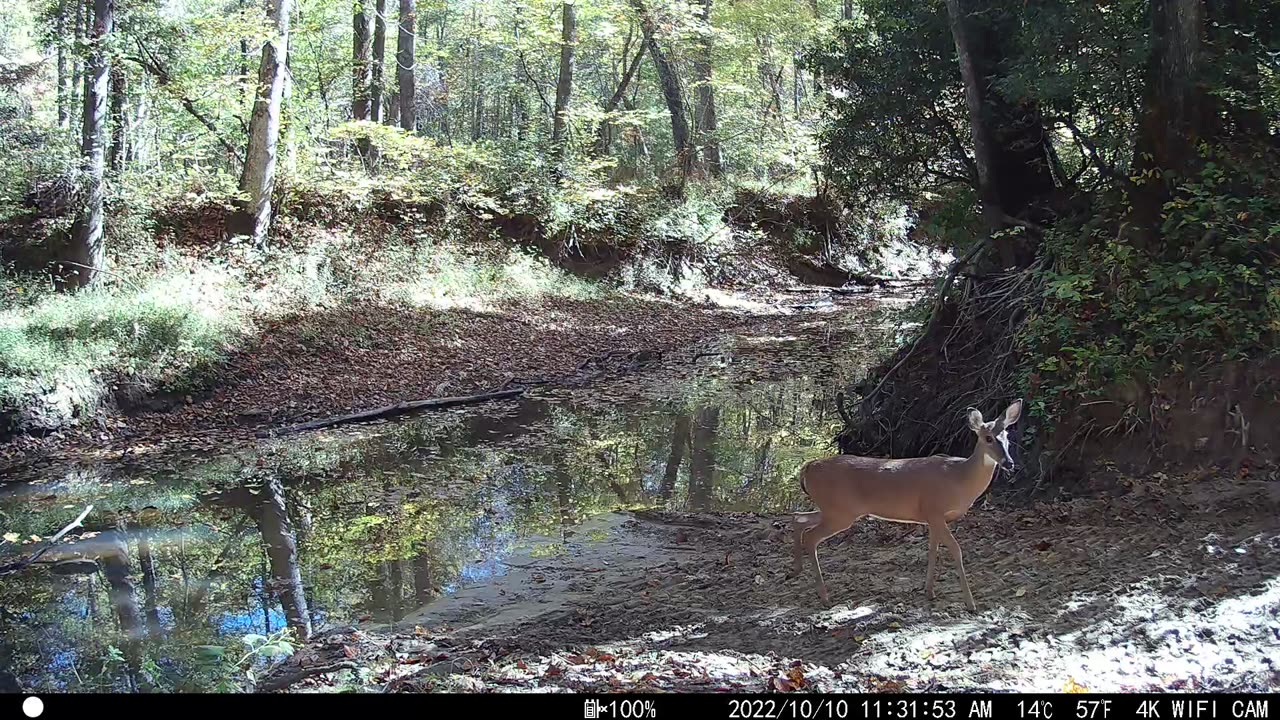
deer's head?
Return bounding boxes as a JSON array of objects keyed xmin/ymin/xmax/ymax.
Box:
[{"xmin": 967, "ymin": 399, "xmax": 1023, "ymax": 471}]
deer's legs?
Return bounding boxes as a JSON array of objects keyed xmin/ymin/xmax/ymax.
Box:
[
  {"xmin": 933, "ymin": 521, "xmax": 976, "ymax": 612},
  {"xmin": 924, "ymin": 527, "xmax": 940, "ymax": 601},
  {"xmin": 801, "ymin": 515, "xmax": 856, "ymax": 606},
  {"xmin": 790, "ymin": 512, "xmax": 821, "ymax": 576}
]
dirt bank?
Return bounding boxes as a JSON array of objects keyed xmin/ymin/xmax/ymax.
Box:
[{"xmin": 264, "ymin": 464, "xmax": 1280, "ymax": 693}]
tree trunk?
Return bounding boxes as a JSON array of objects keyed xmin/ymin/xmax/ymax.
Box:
[
  {"xmin": 352, "ymin": 1, "xmax": 372, "ymax": 121},
  {"xmin": 70, "ymin": 0, "xmax": 83, "ymax": 123},
  {"xmin": 943, "ymin": 0, "xmax": 1055, "ymax": 268},
  {"xmin": 371, "ymin": 0, "xmax": 387, "ymax": 123},
  {"xmin": 688, "ymin": 406, "xmax": 719, "ymax": 511},
  {"xmin": 1131, "ymin": 0, "xmax": 1208, "ymax": 235},
  {"xmin": 842, "ymin": 0, "xmax": 853, "ymax": 21},
  {"xmin": 63, "ymin": 0, "xmax": 114, "ymax": 290},
  {"xmin": 108, "ymin": 64, "xmax": 127, "ymax": 175},
  {"xmin": 555, "ymin": 468, "xmax": 574, "ymax": 542},
  {"xmin": 550, "ymin": 1, "xmax": 576, "ymax": 169},
  {"xmin": 631, "ymin": 0, "xmax": 693, "ymax": 175},
  {"xmin": 660, "ymin": 412, "xmax": 690, "ymax": 499},
  {"xmin": 239, "ymin": 0, "xmax": 251, "ymax": 94},
  {"xmin": 226, "ymin": 0, "xmax": 293, "ymax": 245},
  {"xmin": 595, "ymin": 32, "xmax": 646, "ymax": 155},
  {"xmin": 397, "ymin": 0, "xmax": 416, "ymax": 131},
  {"xmin": 389, "ymin": 560, "xmax": 404, "ymax": 621},
  {"xmin": 100, "ymin": 526, "xmax": 145, "ymax": 692},
  {"xmin": 413, "ymin": 553, "xmax": 433, "ymax": 602},
  {"xmin": 252, "ymin": 475, "xmax": 312, "ymax": 642},
  {"xmin": 1205, "ymin": 0, "xmax": 1272, "ymax": 142},
  {"xmin": 136, "ymin": 529, "xmax": 163, "ymax": 636},
  {"xmin": 387, "ymin": 89, "xmax": 399, "ymax": 125},
  {"xmin": 56, "ymin": 0, "xmax": 69, "ymax": 126},
  {"xmin": 692, "ymin": 0, "xmax": 722, "ymax": 176}
]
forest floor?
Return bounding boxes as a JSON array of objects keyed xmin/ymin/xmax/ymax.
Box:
[
  {"xmin": 0, "ymin": 291, "xmax": 818, "ymax": 476},
  {"xmin": 266, "ymin": 462, "xmax": 1280, "ymax": 694}
]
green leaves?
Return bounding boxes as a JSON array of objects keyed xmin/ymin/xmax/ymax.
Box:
[
  {"xmin": 194, "ymin": 645, "xmax": 226, "ymax": 664},
  {"xmin": 1022, "ymin": 147, "xmax": 1280, "ymax": 426}
]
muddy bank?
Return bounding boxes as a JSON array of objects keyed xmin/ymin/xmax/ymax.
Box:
[{"xmin": 267, "ymin": 466, "xmax": 1280, "ymax": 694}]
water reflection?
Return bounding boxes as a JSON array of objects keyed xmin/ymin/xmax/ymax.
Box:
[{"xmin": 0, "ymin": 310, "xmax": 893, "ymax": 691}]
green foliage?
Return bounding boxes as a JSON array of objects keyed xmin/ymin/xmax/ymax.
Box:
[
  {"xmin": 192, "ymin": 629, "xmax": 298, "ymax": 691},
  {"xmin": 1019, "ymin": 149, "xmax": 1280, "ymax": 423},
  {"xmin": 808, "ymin": 0, "xmax": 968, "ymax": 208}
]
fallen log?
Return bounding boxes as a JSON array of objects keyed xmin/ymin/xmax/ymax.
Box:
[{"xmin": 256, "ymin": 388, "xmax": 526, "ymax": 438}]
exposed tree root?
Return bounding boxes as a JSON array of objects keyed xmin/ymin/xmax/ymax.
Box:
[{"xmin": 836, "ymin": 262, "xmax": 1044, "ymax": 482}]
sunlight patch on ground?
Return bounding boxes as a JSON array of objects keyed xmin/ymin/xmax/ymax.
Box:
[{"xmin": 843, "ymin": 566, "xmax": 1280, "ymax": 691}]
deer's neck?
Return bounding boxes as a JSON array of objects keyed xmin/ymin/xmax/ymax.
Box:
[{"xmin": 961, "ymin": 443, "xmax": 998, "ymax": 499}]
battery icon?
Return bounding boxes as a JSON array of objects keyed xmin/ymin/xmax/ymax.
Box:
[{"xmin": 584, "ymin": 699, "xmax": 600, "ymax": 719}]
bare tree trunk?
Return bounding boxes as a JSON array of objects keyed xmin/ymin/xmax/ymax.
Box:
[
  {"xmin": 688, "ymin": 406, "xmax": 719, "ymax": 511},
  {"xmin": 239, "ymin": 0, "xmax": 251, "ymax": 95},
  {"xmin": 387, "ymin": 89, "xmax": 399, "ymax": 125},
  {"xmin": 692, "ymin": 0, "xmax": 722, "ymax": 176},
  {"xmin": 108, "ymin": 64, "xmax": 126, "ymax": 175},
  {"xmin": 226, "ymin": 0, "xmax": 293, "ymax": 245},
  {"xmin": 943, "ymin": 0, "xmax": 1055, "ymax": 267},
  {"xmin": 843, "ymin": 0, "xmax": 853, "ymax": 20},
  {"xmin": 352, "ymin": 1, "xmax": 372, "ymax": 121},
  {"xmin": 371, "ymin": 0, "xmax": 387, "ymax": 123},
  {"xmin": 63, "ymin": 0, "xmax": 114, "ymax": 290},
  {"xmin": 1131, "ymin": 0, "xmax": 1208, "ymax": 237},
  {"xmin": 56, "ymin": 0, "xmax": 68, "ymax": 127},
  {"xmin": 550, "ymin": 1, "xmax": 576, "ymax": 170},
  {"xmin": 252, "ymin": 475, "xmax": 312, "ymax": 642},
  {"xmin": 660, "ymin": 412, "xmax": 690, "ymax": 499},
  {"xmin": 70, "ymin": 0, "xmax": 83, "ymax": 122},
  {"xmin": 397, "ymin": 0, "xmax": 416, "ymax": 131},
  {"xmin": 630, "ymin": 0, "xmax": 693, "ymax": 175}
]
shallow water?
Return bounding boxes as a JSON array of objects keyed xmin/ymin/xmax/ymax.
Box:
[{"xmin": 0, "ymin": 300, "xmax": 900, "ymax": 692}]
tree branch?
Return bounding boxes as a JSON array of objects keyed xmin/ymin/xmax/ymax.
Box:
[
  {"xmin": 128, "ymin": 40, "xmax": 245, "ymax": 165},
  {"xmin": 516, "ymin": 51, "xmax": 554, "ymax": 116},
  {"xmin": 0, "ymin": 505, "xmax": 94, "ymax": 576},
  {"xmin": 1054, "ymin": 116, "xmax": 1136, "ymax": 193}
]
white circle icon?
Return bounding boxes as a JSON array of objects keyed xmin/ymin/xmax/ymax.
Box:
[{"xmin": 22, "ymin": 697, "xmax": 44, "ymax": 718}]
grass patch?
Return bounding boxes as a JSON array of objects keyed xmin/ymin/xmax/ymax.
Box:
[
  {"xmin": 0, "ymin": 224, "xmax": 610, "ymax": 434},
  {"xmin": 0, "ymin": 267, "xmax": 247, "ymax": 431}
]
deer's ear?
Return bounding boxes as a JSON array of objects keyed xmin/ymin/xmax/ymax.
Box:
[
  {"xmin": 967, "ymin": 408, "xmax": 984, "ymax": 431},
  {"xmin": 1003, "ymin": 399, "xmax": 1023, "ymax": 426}
]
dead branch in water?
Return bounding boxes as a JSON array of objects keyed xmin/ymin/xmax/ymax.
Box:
[
  {"xmin": 257, "ymin": 389, "xmax": 526, "ymax": 438},
  {"xmin": 0, "ymin": 504, "xmax": 94, "ymax": 575}
]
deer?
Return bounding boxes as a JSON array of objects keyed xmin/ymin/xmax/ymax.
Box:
[{"xmin": 789, "ymin": 399, "xmax": 1023, "ymax": 612}]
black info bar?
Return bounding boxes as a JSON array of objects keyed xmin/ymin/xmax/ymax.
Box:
[{"xmin": 9, "ymin": 693, "xmax": 1275, "ymax": 718}]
